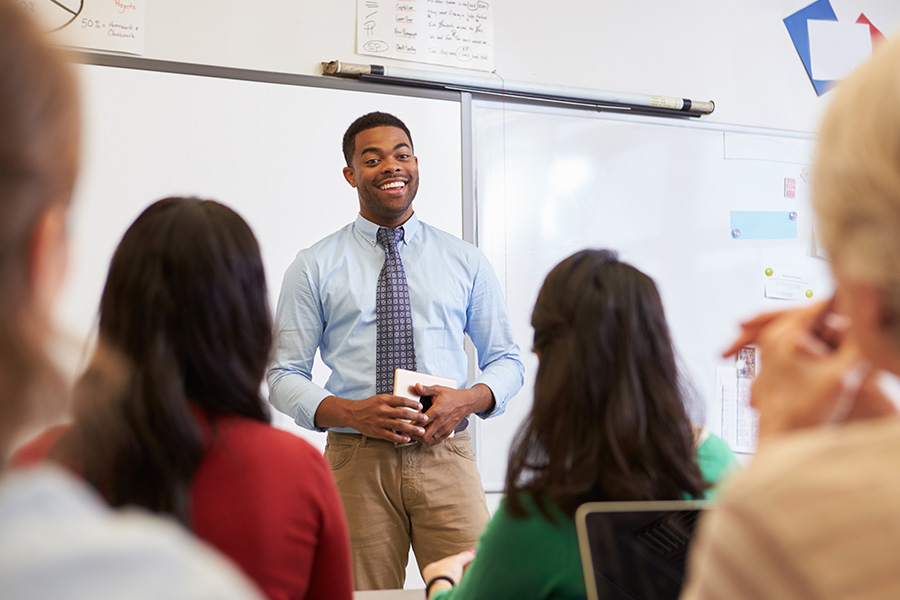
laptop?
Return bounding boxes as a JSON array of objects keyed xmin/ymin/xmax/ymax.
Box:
[{"xmin": 575, "ymin": 500, "xmax": 710, "ymax": 600}]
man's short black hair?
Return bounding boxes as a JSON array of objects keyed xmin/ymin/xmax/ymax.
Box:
[{"xmin": 342, "ymin": 112, "xmax": 414, "ymax": 166}]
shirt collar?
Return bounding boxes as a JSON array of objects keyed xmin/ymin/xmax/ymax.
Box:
[{"xmin": 355, "ymin": 212, "xmax": 420, "ymax": 247}]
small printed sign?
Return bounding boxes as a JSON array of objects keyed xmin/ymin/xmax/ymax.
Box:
[{"xmin": 784, "ymin": 177, "xmax": 796, "ymax": 199}]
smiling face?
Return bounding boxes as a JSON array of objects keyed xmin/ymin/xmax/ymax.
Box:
[{"xmin": 343, "ymin": 126, "xmax": 419, "ymax": 228}]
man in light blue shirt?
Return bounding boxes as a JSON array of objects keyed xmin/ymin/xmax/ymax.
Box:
[{"xmin": 267, "ymin": 112, "xmax": 523, "ymax": 590}]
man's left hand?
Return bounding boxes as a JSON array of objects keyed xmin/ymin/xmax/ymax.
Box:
[{"xmin": 413, "ymin": 383, "xmax": 493, "ymax": 445}]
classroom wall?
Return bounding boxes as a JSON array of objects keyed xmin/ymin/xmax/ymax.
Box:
[{"xmin": 135, "ymin": 0, "xmax": 900, "ymax": 132}]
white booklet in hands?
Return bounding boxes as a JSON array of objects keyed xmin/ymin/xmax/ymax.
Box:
[{"xmin": 392, "ymin": 368, "xmax": 457, "ymax": 446}]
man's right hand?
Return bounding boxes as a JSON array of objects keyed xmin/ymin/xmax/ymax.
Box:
[{"xmin": 314, "ymin": 394, "xmax": 429, "ymax": 444}]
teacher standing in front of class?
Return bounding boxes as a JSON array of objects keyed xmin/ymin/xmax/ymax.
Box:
[{"xmin": 267, "ymin": 112, "xmax": 523, "ymax": 590}]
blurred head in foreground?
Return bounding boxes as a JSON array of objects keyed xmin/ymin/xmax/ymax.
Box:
[
  {"xmin": 813, "ymin": 38, "xmax": 900, "ymax": 369},
  {"xmin": 0, "ymin": 0, "xmax": 80, "ymax": 460}
]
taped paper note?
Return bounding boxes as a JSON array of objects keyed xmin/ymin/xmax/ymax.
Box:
[
  {"xmin": 808, "ymin": 20, "xmax": 871, "ymax": 81},
  {"xmin": 783, "ymin": 0, "xmax": 837, "ymax": 96},
  {"xmin": 730, "ymin": 211, "xmax": 798, "ymax": 240},
  {"xmin": 764, "ymin": 269, "xmax": 814, "ymax": 301},
  {"xmin": 716, "ymin": 366, "xmax": 757, "ymax": 453}
]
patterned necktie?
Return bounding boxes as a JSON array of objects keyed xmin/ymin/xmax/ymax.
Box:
[{"xmin": 376, "ymin": 227, "xmax": 416, "ymax": 395}]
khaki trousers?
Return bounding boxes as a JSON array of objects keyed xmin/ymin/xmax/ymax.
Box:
[{"xmin": 325, "ymin": 430, "xmax": 490, "ymax": 591}]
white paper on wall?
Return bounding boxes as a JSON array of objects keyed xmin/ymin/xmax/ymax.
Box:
[{"xmin": 357, "ymin": 0, "xmax": 494, "ymax": 71}]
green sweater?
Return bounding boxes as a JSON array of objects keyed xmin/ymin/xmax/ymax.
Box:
[{"xmin": 432, "ymin": 432, "xmax": 740, "ymax": 600}]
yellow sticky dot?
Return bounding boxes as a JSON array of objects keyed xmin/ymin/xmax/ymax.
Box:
[
  {"xmin": 806, "ymin": 289, "xmax": 814, "ymax": 298},
  {"xmin": 765, "ymin": 268, "xmax": 773, "ymax": 277}
]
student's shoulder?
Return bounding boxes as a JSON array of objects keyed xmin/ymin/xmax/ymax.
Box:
[
  {"xmin": 721, "ymin": 417, "xmax": 900, "ymax": 514},
  {"xmin": 696, "ymin": 428, "xmax": 739, "ymax": 465},
  {"xmin": 477, "ymin": 494, "xmax": 575, "ymax": 556},
  {"xmin": 10, "ymin": 423, "xmax": 71, "ymax": 467},
  {"xmin": 0, "ymin": 467, "xmax": 262, "ymax": 599},
  {"xmin": 497, "ymin": 493, "xmax": 571, "ymax": 526},
  {"xmin": 213, "ymin": 415, "xmax": 325, "ymax": 461}
]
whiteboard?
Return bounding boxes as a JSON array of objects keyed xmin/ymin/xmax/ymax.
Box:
[
  {"xmin": 56, "ymin": 61, "xmax": 463, "ymax": 449},
  {"xmin": 471, "ymin": 100, "xmax": 827, "ymax": 491}
]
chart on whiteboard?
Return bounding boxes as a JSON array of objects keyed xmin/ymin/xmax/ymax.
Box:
[
  {"xmin": 28, "ymin": 0, "xmax": 145, "ymax": 55},
  {"xmin": 357, "ymin": 0, "xmax": 494, "ymax": 71},
  {"xmin": 716, "ymin": 365, "xmax": 758, "ymax": 453}
]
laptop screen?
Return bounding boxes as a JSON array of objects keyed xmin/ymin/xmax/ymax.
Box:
[{"xmin": 575, "ymin": 500, "xmax": 710, "ymax": 600}]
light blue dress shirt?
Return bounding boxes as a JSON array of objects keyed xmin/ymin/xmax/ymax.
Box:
[{"xmin": 267, "ymin": 213, "xmax": 524, "ymax": 433}]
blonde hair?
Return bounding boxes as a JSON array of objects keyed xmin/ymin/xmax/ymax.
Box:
[
  {"xmin": 0, "ymin": 0, "xmax": 79, "ymax": 458},
  {"xmin": 814, "ymin": 38, "xmax": 900, "ymax": 344}
]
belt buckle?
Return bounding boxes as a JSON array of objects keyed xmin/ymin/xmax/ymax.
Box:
[{"xmin": 392, "ymin": 429, "xmax": 418, "ymax": 448}]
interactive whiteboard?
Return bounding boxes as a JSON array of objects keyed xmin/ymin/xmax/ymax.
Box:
[{"xmin": 471, "ymin": 100, "xmax": 825, "ymax": 490}]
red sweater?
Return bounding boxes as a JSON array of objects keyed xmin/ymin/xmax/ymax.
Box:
[{"xmin": 14, "ymin": 414, "xmax": 353, "ymax": 600}]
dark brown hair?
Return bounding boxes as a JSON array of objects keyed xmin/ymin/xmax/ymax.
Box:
[
  {"xmin": 505, "ymin": 249, "xmax": 708, "ymax": 520},
  {"xmin": 58, "ymin": 198, "xmax": 272, "ymax": 523},
  {"xmin": 0, "ymin": 0, "xmax": 80, "ymax": 458}
]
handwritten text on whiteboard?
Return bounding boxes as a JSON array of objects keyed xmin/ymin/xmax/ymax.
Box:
[
  {"xmin": 27, "ymin": 0, "xmax": 146, "ymax": 55},
  {"xmin": 357, "ymin": 0, "xmax": 494, "ymax": 71}
]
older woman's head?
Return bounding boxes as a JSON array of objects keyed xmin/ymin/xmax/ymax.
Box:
[{"xmin": 813, "ymin": 39, "xmax": 900, "ymax": 368}]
